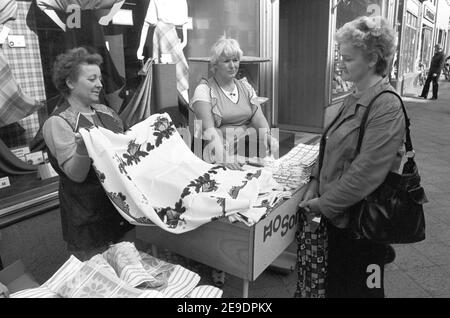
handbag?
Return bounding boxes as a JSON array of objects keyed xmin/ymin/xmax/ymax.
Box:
[{"xmin": 319, "ymin": 90, "xmax": 427, "ymax": 244}]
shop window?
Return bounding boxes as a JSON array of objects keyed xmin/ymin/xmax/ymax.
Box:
[
  {"xmin": 399, "ymin": 11, "xmax": 419, "ymax": 75},
  {"xmin": 331, "ymin": 0, "xmax": 387, "ymax": 100},
  {"xmin": 421, "ymin": 26, "xmax": 433, "ymax": 68},
  {"xmin": 185, "ymin": 0, "xmax": 260, "ymax": 58}
]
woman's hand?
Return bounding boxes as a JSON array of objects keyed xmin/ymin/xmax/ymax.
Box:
[
  {"xmin": 299, "ymin": 179, "xmax": 319, "ymax": 204},
  {"xmin": 74, "ymin": 133, "xmax": 88, "ymax": 155},
  {"xmin": 0, "ymin": 282, "xmax": 9, "ymax": 298},
  {"xmin": 299, "ymin": 197, "xmax": 321, "ymax": 214},
  {"xmin": 267, "ymin": 135, "xmax": 279, "ymax": 157}
]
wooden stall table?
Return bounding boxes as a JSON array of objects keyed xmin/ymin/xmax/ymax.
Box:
[{"xmin": 136, "ymin": 181, "xmax": 307, "ymax": 298}]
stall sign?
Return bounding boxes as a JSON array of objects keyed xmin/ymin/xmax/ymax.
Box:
[
  {"xmin": 262, "ymin": 209, "xmax": 299, "ymax": 243},
  {"xmin": 424, "ymin": 7, "xmax": 435, "ymax": 23}
]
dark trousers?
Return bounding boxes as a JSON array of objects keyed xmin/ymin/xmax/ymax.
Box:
[
  {"xmin": 421, "ymin": 73, "xmax": 440, "ymax": 98},
  {"xmin": 326, "ymin": 222, "xmax": 387, "ymax": 298}
]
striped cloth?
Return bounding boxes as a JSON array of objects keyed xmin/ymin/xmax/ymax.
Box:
[
  {"xmin": 0, "ymin": 0, "xmax": 17, "ymax": 25},
  {"xmin": 0, "ymin": 0, "xmax": 47, "ymax": 147},
  {"xmin": 0, "ymin": 52, "xmax": 43, "ymax": 128},
  {"xmin": 153, "ymin": 20, "xmax": 189, "ymax": 93},
  {"xmin": 10, "ymin": 243, "xmax": 222, "ymax": 298}
]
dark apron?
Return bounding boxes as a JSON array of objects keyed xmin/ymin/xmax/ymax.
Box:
[{"xmin": 48, "ymin": 104, "xmax": 133, "ymax": 251}]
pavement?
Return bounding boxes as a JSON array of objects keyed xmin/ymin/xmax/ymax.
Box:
[{"xmin": 210, "ymin": 79, "xmax": 450, "ymax": 298}]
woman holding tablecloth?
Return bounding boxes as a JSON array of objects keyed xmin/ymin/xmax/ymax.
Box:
[{"xmin": 42, "ymin": 48, "xmax": 134, "ymax": 261}]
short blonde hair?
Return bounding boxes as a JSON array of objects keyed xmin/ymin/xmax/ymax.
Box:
[
  {"xmin": 335, "ymin": 16, "xmax": 397, "ymax": 76},
  {"xmin": 210, "ymin": 36, "xmax": 243, "ymax": 70}
]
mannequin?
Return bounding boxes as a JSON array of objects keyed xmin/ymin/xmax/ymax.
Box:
[
  {"xmin": 137, "ymin": 0, "xmax": 189, "ymax": 60},
  {"xmin": 137, "ymin": 0, "xmax": 189, "ymax": 102}
]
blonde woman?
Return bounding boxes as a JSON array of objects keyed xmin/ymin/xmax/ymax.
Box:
[
  {"xmin": 191, "ymin": 36, "xmax": 278, "ymax": 168},
  {"xmin": 299, "ymin": 16, "xmax": 403, "ymax": 298},
  {"xmin": 190, "ymin": 37, "xmax": 278, "ymax": 286}
]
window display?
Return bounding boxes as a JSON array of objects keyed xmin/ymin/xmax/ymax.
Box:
[{"xmin": 399, "ymin": 11, "xmax": 419, "ymax": 75}]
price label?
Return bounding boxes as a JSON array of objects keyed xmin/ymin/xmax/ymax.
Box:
[{"xmin": 0, "ymin": 176, "xmax": 10, "ymax": 189}]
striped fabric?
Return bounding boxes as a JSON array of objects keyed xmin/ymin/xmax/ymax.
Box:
[
  {"xmin": 0, "ymin": 0, "xmax": 17, "ymax": 25},
  {"xmin": 161, "ymin": 265, "xmax": 200, "ymax": 298},
  {"xmin": 0, "ymin": 52, "xmax": 43, "ymax": 128},
  {"xmin": 103, "ymin": 242, "xmax": 165, "ymax": 289},
  {"xmin": 187, "ymin": 285, "xmax": 223, "ymax": 298},
  {"xmin": 10, "ymin": 243, "xmax": 221, "ymax": 298},
  {"xmin": 153, "ymin": 21, "xmax": 189, "ymax": 93},
  {"xmin": 0, "ymin": 1, "xmax": 46, "ymax": 147},
  {"xmin": 9, "ymin": 287, "xmax": 59, "ymax": 298}
]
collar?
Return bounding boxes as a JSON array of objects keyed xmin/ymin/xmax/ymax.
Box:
[{"xmin": 351, "ymin": 77, "xmax": 391, "ymax": 107}]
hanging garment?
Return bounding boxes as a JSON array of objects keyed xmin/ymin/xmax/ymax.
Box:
[
  {"xmin": 0, "ymin": 52, "xmax": 43, "ymax": 128},
  {"xmin": 0, "ymin": 0, "xmax": 17, "ymax": 25},
  {"xmin": 36, "ymin": 0, "xmax": 125, "ymax": 94},
  {"xmin": 153, "ymin": 20, "xmax": 189, "ymax": 94},
  {"xmin": 10, "ymin": 242, "xmax": 223, "ymax": 298},
  {"xmin": 145, "ymin": 0, "xmax": 188, "ymax": 26},
  {"xmin": 0, "ymin": 136, "xmax": 37, "ymax": 175},
  {"xmin": 119, "ymin": 58, "xmax": 155, "ymax": 129},
  {"xmin": 79, "ymin": 113, "xmax": 284, "ymax": 233}
]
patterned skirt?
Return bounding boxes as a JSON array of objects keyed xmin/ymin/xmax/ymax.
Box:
[{"xmin": 294, "ymin": 211, "xmax": 328, "ymax": 298}]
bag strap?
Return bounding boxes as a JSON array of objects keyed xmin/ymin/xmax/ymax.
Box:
[
  {"xmin": 318, "ymin": 89, "xmax": 414, "ymax": 175},
  {"xmin": 356, "ymin": 90, "xmax": 414, "ymax": 158}
]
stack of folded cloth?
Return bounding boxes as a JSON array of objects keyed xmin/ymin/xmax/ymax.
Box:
[
  {"xmin": 263, "ymin": 143, "xmax": 320, "ymax": 191},
  {"xmin": 229, "ymin": 143, "xmax": 320, "ymax": 226},
  {"xmin": 10, "ymin": 242, "xmax": 222, "ymax": 298}
]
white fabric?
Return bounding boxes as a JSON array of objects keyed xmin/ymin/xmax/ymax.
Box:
[
  {"xmin": 10, "ymin": 242, "xmax": 219, "ymax": 298},
  {"xmin": 79, "ymin": 113, "xmax": 283, "ymax": 233},
  {"xmin": 145, "ymin": 0, "xmax": 188, "ymax": 26}
]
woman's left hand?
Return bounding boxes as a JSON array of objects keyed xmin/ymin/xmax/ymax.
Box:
[
  {"xmin": 299, "ymin": 197, "xmax": 321, "ymax": 214},
  {"xmin": 267, "ymin": 136, "xmax": 279, "ymax": 157}
]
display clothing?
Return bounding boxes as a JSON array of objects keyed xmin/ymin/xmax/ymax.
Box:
[
  {"xmin": 144, "ymin": 0, "xmax": 188, "ymax": 26},
  {"xmin": 152, "ymin": 20, "xmax": 189, "ymax": 94},
  {"xmin": 0, "ymin": 0, "xmax": 17, "ymax": 25},
  {"xmin": 36, "ymin": 0, "xmax": 125, "ymax": 94},
  {"xmin": 43, "ymin": 100, "xmax": 134, "ymax": 252},
  {"xmin": 78, "ymin": 112, "xmax": 285, "ymax": 234},
  {"xmin": 119, "ymin": 58, "xmax": 155, "ymax": 129},
  {"xmin": 0, "ymin": 51, "xmax": 43, "ymax": 128}
]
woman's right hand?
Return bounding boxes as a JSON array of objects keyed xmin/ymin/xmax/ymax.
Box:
[
  {"xmin": 0, "ymin": 282, "xmax": 9, "ymax": 298},
  {"xmin": 74, "ymin": 133, "xmax": 88, "ymax": 155},
  {"xmin": 298, "ymin": 179, "xmax": 319, "ymax": 208}
]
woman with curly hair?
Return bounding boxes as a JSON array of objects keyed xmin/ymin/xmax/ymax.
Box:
[
  {"xmin": 298, "ymin": 16, "xmax": 404, "ymax": 298},
  {"xmin": 43, "ymin": 47, "xmax": 134, "ymax": 261}
]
